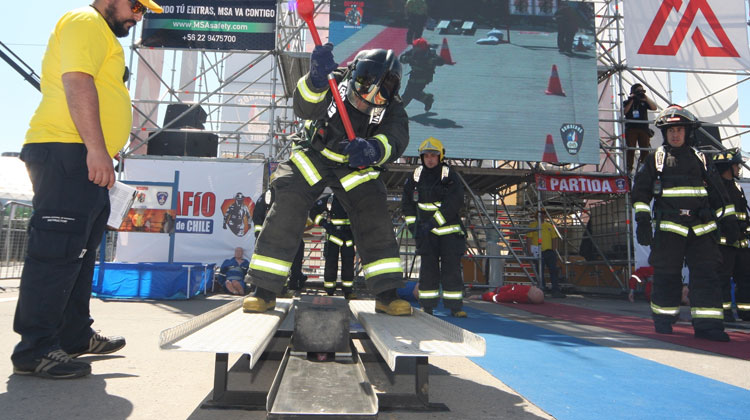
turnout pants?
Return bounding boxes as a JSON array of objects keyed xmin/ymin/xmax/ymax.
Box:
[
  {"xmin": 12, "ymin": 143, "xmax": 109, "ymax": 364},
  {"xmin": 734, "ymin": 248, "xmax": 750, "ymax": 320},
  {"xmin": 649, "ymin": 230, "xmax": 724, "ymax": 332},
  {"xmin": 287, "ymin": 241, "xmax": 307, "ymax": 290},
  {"xmin": 417, "ymin": 233, "xmax": 464, "ymax": 311},
  {"xmin": 323, "ymin": 241, "xmax": 355, "ymax": 294},
  {"xmin": 249, "ymin": 157, "xmax": 403, "ymax": 295}
]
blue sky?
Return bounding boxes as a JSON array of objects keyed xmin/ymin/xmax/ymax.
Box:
[{"xmin": 1, "ymin": 1, "xmax": 748, "ymax": 155}]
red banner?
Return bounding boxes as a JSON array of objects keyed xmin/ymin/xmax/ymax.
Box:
[{"xmin": 535, "ymin": 174, "xmax": 629, "ymax": 194}]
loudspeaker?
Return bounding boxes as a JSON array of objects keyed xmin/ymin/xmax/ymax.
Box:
[
  {"xmin": 694, "ymin": 124, "xmax": 721, "ymax": 147},
  {"xmin": 147, "ymin": 129, "xmax": 218, "ymax": 157},
  {"xmin": 164, "ymin": 103, "xmax": 207, "ymax": 129}
]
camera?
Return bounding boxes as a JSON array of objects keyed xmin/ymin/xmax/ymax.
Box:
[{"xmin": 636, "ymin": 90, "xmax": 646, "ymax": 98}]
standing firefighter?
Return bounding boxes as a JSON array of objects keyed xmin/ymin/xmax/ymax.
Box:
[
  {"xmin": 712, "ymin": 149, "xmax": 750, "ymax": 322},
  {"xmin": 402, "ymin": 138, "xmax": 467, "ymax": 317},
  {"xmin": 631, "ymin": 105, "xmax": 739, "ymax": 341},
  {"xmin": 243, "ymin": 45, "xmax": 413, "ymax": 316},
  {"xmin": 311, "ymin": 193, "xmax": 357, "ymax": 299},
  {"xmin": 399, "ymin": 38, "xmax": 445, "ymax": 111}
]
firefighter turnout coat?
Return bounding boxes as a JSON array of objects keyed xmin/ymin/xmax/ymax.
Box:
[
  {"xmin": 631, "ymin": 144, "xmax": 732, "ymax": 331},
  {"xmin": 247, "ymin": 69, "xmax": 409, "ymax": 295},
  {"xmin": 402, "ymin": 163, "xmax": 465, "ymax": 310}
]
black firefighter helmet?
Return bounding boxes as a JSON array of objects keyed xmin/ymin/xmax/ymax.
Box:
[
  {"xmin": 654, "ymin": 104, "xmax": 701, "ymax": 146},
  {"xmin": 712, "ymin": 148, "xmax": 743, "ymax": 175},
  {"xmin": 346, "ymin": 49, "xmax": 402, "ymax": 116}
]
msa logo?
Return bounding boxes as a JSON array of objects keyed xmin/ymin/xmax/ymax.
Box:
[{"xmin": 638, "ymin": 0, "xmax": 739, "ymax": 57}]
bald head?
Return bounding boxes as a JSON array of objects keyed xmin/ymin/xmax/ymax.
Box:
[{"xmin": 527, "ymin": 286, "xmax": 544, "ymax": 304}]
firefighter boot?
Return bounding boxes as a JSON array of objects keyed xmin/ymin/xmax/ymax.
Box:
[
  {"xmin": 694, "ymin": 329, "xmax": 730, "ymax": 342},
  {"xmin": 243, "ymin": 287, "xmax": 277, "ymax": 313},
  {"xmin": 654, "ymin": 319, "xmax": 673, "ymax": 334},
  {"xmin": 451, "ymin": 309, "xmax": 467, "ymax": 318},
  {"xmin": 375, "ymin": 289, "xmax": 413, "ymax": 316}
]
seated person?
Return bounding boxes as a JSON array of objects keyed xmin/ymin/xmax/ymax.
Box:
[
  {"xmin": 480, "ymin": 284, "xmax": 544, "ymax": 304},
  {"xmin": 219, "ymin": 247, "xmax": 250, "ymax": 295}
]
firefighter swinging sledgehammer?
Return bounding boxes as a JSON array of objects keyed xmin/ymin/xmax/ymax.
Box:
[{"xmin": 242, "ymin": 44, "xmax": 413, "ymax": 316}]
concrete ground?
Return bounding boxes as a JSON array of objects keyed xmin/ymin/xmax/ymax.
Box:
[{"xmin": 1, "ymin": 279, "xmax": 747, "ymax": 419}]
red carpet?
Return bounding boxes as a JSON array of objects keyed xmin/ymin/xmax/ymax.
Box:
[
  {"xmin": 340, "ymin": 27, "xmax": 409, "ymax": 66},
  {"xmin": 499, "ymin": 302, "xmax": 750, "ymax": 360}
]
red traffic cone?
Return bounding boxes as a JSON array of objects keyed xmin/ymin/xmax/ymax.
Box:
[
  {"xmin": 439, "ymin": 37, "xmax": 455, "ymax": 65},
  {"xmin": 545, "ymin": 64, "xmax": 566, "ymax": 96},
  {"xmin": 542, "ymin": 134, "xmax": 559, "ymax": 163}
]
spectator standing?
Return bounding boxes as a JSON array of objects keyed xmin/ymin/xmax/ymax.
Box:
[
  {"xmin": 623, "ymin": 84, "xmax": 657, "ymax": 174},
  {"xmin": 527, "ymin": 213, "xmax": 565, "ymax": 298},
  {"xmin": 11, "ymin": 0, "xmax": 163, "ymax": 379}
]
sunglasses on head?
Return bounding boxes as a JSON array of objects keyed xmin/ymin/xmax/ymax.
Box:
[{"xmin": 129, "ymin": 0, "xmax": 147, "ymax": 14}]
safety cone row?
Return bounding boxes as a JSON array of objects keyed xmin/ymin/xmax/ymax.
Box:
[
  {"xmin": 542, "ymin": 134, "xmax": 558, "ymax": 163},
  {"xmin": 545, "ymin": 64, "xmax": 566, "ymax": 96},
  {"xmin": 439, "ymin": 37, "xmax": 455, "ymax": 65}
]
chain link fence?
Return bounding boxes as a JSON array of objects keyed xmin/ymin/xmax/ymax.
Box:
[{"xmin": 1, "ymin": 202, "xmax": 32, "ymax": 280}]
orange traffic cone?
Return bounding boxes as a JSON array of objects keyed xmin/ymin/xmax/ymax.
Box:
[
  {"xmin": 545, "ymin": 64, "xmax": 566, "ymax": 96},
  {"xmin": 542, "ymin": 134, "xmax": 559, "ymax": 163},
  {"xmin": 439, "ymin": 37, "xmax": 455, "ymax": 65}
]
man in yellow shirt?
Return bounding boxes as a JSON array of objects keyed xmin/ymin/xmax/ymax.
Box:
[
  {"xmin": 527, "ymin": 212, "xmax": 565, "ymax": 298},
  {"xmin": 12, "ymin": 0, "xmax": 162, "ymax": 380}
]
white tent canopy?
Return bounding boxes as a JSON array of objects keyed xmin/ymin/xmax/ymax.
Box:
[{"xmin": 0, "ymin": 156, "xmax": 33, "ymax": 205}]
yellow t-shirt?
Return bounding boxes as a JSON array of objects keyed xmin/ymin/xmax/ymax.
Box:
[
  {"xmin": 25, "ymin": 6, "xmax": 132, "ymax": 157},
  {"xmin": 527, "ymin": 221, "xmax": 559, "ymax": 251}
]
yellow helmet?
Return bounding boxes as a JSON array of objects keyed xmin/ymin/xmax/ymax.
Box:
[{"xmin": 418, "ymin": 137, "xmax": 444, "ymax": 161}]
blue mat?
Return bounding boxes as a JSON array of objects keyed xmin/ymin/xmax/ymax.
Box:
[{"xmin": 436, "ymin": 306, "xmax": 750, "ymax": 420}]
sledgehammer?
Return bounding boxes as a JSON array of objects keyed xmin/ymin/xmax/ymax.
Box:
[{"xmin": 297, "ymin": 0, "xmax": 356, "ymax": 141}]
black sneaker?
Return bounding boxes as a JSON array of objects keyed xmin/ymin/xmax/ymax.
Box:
[
  {"xmin": 68, "ymin": 332, "xmax": 126, "ymax": 358},
  {"xmin": 13, "ymin": 349, "xmax": 91, "ymax": 379}
]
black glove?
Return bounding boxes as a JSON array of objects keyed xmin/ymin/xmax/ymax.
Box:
[
  {"xmin": 635, "ymin": 214, "xmax": 652, "ymax": 246},
  {"xmin": 721, "ymin": 217, "xmax": 741, "ymax": 245},
  {"xmin": 342, "ymin": 137, "xmax": 382, "ymax": 167},
  {"xmin": 309, "ymin": 43, "xmax": 337, "ymax": 89}
]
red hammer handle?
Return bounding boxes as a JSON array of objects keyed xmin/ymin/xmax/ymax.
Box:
[{"xmin": 298, "ymin": 1, "xmax": 355, "ymax": 141}]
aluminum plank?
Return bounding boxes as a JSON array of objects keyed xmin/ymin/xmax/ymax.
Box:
[
  {"xmin": 159, "ymin": 298, "xmax": 293, "ymax": 369},
  {"xmin": 348, "ymin": 300, "xmax": 486, "ymax": 371}
]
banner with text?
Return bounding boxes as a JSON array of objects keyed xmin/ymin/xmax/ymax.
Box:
[
  {"xmin": 142, "ymin": 0, "xmax": 277, "ymax": 51},
  {"xmin": 535, "ymin": 174, "xmax": 629, "ymax": 194},
  {"xmin": 623, "ymin": 0, "xmax": 750, "ymax": 70},
  {"xmin": 116, "ymin": 158, "xmax": 263, "ymax": 265}
]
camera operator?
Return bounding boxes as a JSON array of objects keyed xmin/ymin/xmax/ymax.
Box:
[{"xmin": 623, "ymin": 83, "xmax": 657, "ymax": 175}]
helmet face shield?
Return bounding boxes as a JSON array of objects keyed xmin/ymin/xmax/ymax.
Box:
[{"xmin": 346, "ymin": 49, "xmax": 401, "ymax": 116}]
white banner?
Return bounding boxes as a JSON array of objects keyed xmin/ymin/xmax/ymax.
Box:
[
  {"xmin": 624, "ymin": 0, "xmax": 750, "ymax": 70},
  {"xmin": 115, "ymin": 158, "xmax": 264, "ymax": 265},
  {"xmin": 686, "ymin": 73, "xmax": 741, "ymax": 149}
]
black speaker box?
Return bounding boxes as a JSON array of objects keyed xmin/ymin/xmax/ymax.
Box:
[
  {"xmin": 147, "ymin": 129, "xmax": 218, "ymax": 157},
  {"xmin": 694, "ymin": 124, "xmax": 721, "ymax": 147},
  {"xmin": 164, "ymin": 103, "xmax": 207, "ymax": 129}
]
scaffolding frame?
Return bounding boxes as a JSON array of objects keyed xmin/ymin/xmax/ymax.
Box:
[{"xmin": 108, "ymin": 0, "xmax": 750, "ymax": 292}]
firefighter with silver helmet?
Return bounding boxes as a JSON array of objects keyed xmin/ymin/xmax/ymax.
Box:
[
  {"xmin": 631, "ymin": 104, "xmax": 739, "ymax": 341},
  {"xmin": 243, "ymin": 45, "xmax": 412, "ymax": 316},
  {"xmin": 402, "ymin": 138, "xmax": 467, "ymax": 317},
  {"xmin": 712, "ymin": 148, "xmax": 750, "ymax": 321}
]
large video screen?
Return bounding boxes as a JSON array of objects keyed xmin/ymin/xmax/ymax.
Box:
[{"xmin": 328, "ymin": 0, "xmax": 598, "ymax": 164}]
